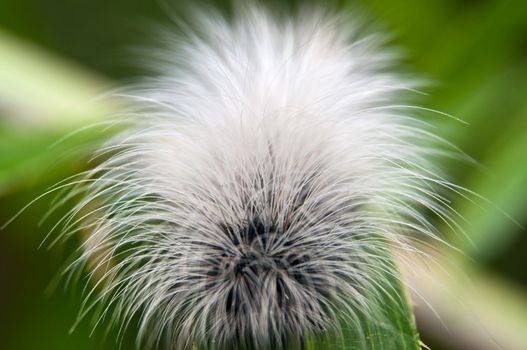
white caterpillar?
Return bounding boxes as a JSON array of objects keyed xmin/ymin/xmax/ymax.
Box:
[{"xmin": 58, "ymin": 4, "xmax": 455, "ymax": 350}]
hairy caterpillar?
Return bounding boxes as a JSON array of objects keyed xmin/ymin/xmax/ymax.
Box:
[{"xmin": 54, "ymin": 3, "xmax": 456, "ymax": 349}]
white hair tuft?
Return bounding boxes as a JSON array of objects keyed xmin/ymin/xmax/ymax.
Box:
[{"xmin": 57, "ymin": 4, "xmax": 457, "ymax": 350}]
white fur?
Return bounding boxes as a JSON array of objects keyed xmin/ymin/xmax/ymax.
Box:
[{"xmin": 57, "ymin": 4, "xmax": 457, "ymax": 350}]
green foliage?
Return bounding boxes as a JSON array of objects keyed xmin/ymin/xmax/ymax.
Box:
[{"xmin": 311, "ymin": 261, "xmax": 420, "ymax": 350}]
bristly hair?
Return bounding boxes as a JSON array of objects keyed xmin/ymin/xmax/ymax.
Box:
[{"xmin": 53, "ymin": 3, "xmax": 458, "ymax": 350}]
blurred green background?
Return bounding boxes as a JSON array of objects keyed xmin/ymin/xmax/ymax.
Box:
[{"xmin": 1, "ymin": 0, "xmax": 526, "ymax": 349}]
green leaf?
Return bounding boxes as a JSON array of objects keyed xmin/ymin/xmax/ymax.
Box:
[
  {"xmin": 310, "ymin": 257, "xmax": 420, "ymax": 350},
  {"xmin": 0, "ymin": 30, "xmax": 118, "ymax": 195}
]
